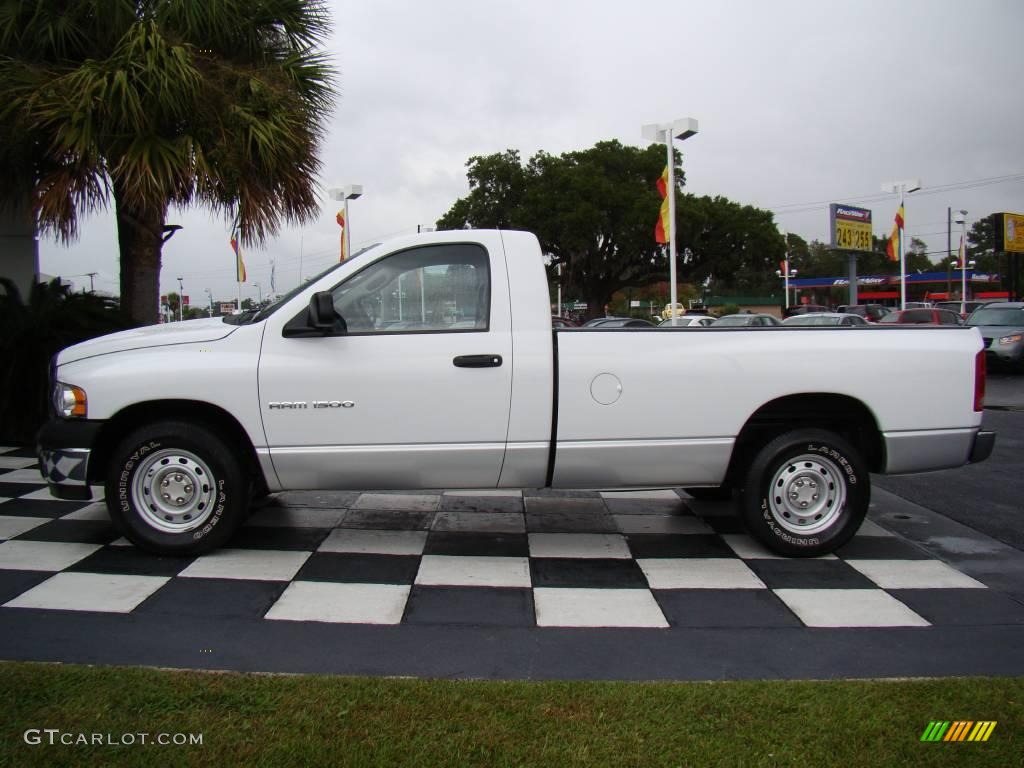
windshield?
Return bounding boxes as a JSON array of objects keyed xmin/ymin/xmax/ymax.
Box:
[
  {"xmin": 967, "ymin": 308, "xmax": 1024, "ymax": 326},
  {"xmin": 230, "ymin": 243, "xmax": 383, "ymax": 325}
]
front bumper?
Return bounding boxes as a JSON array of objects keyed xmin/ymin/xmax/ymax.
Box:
[{"xmin": 36, "ymin": 420, "xmax": 104, "ymax": 501}]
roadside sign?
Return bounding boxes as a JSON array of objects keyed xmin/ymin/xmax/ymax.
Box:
[{"xmin": 830, "ymin": 204, "xmax": 873, "ymax": 251}]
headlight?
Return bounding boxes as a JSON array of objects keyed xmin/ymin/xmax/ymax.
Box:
[
  {"xmin": 53, "ymin": 382, "xmax": 87, "ymax": 418},
  {"xmin": 998, "ymin": 334, "xmax": 1022, "ymax": 345}
]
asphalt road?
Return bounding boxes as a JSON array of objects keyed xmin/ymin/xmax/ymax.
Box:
[{"xmin": 874, "ymin": 371, "xmax": 1024, "ymax": 551}]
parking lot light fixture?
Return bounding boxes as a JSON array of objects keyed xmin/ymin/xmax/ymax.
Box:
[
  {"xmin": 642, "ymin": 118, "xmax": 699, "ymax": 325},
  {"xmin": 954, "ymin": 210, "xmax": 969, "ymax": 316},
  {"xmin": 329, "ymin": 184, "xmax": 363, "ymax": 261}
]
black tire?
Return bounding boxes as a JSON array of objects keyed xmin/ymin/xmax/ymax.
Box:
[
  {"xmin": 105, "ymin": 420, "xmax": 249, "ymax": 555},
  {"xmin": 683, "ymin": 487, "xmax": 733, "ymax": 501},
  {"xmin": 738, "ymin": 428, "xmax": 868, "ymax": 557}
]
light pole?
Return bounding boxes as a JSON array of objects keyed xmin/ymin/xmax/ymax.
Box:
[
  {"xmin": 881, "ymin": 179, "xmax": 922, "ymax": 310},
  {"xmin": 253, "ymin": 282, "xmax": 262, "ymax": 305},
  {"xmin": 776, "ymin": 267, "xmax": 798, "ymax": 309},
  {"xmin": 954, "ymin": 210, "xmax": 969, "ymax": 316},
  {"xmin": 204, "ymin": 288, "xmax": 213, "ymax": 317},
  {"xmin": 176, "ymin": 276, "xmax": 184, "ymax": 322},
  {"xmin": 328, "ymin": 184, "xmax": 363, "ymax": 261},
  {"xmin": 642, "ymin": 117, "xmax": 699, "ymax": 326}
]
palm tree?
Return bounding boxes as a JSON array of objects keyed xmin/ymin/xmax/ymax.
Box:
[{"xmin": 0, "ymin": 0, "xmax": 335, "ymax": 324}]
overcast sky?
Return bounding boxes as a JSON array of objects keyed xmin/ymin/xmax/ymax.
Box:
[{"xmin": 40, "ymin": 0, "xmax": 1024, "ymax": 302}]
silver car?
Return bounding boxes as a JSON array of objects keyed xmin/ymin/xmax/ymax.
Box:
[
  {"xmin": 966, "ymin": 302, "xmax": 1024, "ymax": 370},
  {"xmin": 781, "ymin": 312, "xmax": 869, "ymax": 327},
  {"xmin": 711, "ymin": 313, "xmax": 782, "ymax": 327}
]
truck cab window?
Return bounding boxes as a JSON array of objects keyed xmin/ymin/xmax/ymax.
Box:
[{"xmin": 330, "ymin": 244, "xmax": 490, "ymax": 334}]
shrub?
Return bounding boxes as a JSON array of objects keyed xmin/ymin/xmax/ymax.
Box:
[{"xmin": 0, "ymin": 279, "xmax": 136, "ymax": 444}]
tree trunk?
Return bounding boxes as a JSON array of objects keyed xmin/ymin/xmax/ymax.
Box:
[
  {"xmin": 114, "ymin": 186, "xmax": 166, "ymax": 326},
  {"xmin": 584, "ymin": 287, "xmax": 614, "ymax": 321}
]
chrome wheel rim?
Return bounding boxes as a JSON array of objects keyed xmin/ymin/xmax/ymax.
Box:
[
  {"xmin": 767, "ymin": 453, "xmax": 846, "ymax": 535},
  {"xmin": 132, "ymin": 449, "xmax": 217, "ymax": 533}
]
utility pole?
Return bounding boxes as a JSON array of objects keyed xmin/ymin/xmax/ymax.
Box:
[
  {"xmin": 84, "ymin": 272, "xmax": 97, "ymax": 292},
  {"xmin": 177, "ymin": 276, "xmax": 184, "ymax": 322}
]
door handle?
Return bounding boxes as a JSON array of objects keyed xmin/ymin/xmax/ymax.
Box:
[{"xmin": 453, "ymin": 354, "xmax": 503, "ymax": 368}]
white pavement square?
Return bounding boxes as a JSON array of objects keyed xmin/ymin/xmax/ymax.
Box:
[
  {"xmin": 0, "ymin": 457, "xmax": 38, "ymax": 470},
  {"xmin": 444, "ymin": 490, "xmax": 523, "ymax": 497},
  {"xmin": 0, "ymin": 516, "xmax": 50, "ymax": 540},
  {"xmin": 60, "ymin": 503, "xmax": 111, "ymax": 521},
  {"xmin": 0, "ymin": 541, "xmax": 102, "ymax": 571},
  {"xmin": 179, "ymin": 549, "xmax": 311, "ymax": 581},
  {"xmin": 0, "ymin": 469, "xmax": 47, "ymax": 484},
  {"xmin": 773, "ymin": 589, "xmax": 930, "ymax": 627},
  {"xmin": 415, "ymin": 555, "xmax": 531, "ymax": 588},
  {"xmin": 246, "ymin": 508, "xmax": 345, "ymax": 528},
  {"xmin": 613, "ymin": 515, "xmax": 714, "ymax": 535},
  {"xmin": 5, "ymin": 572, "xmax": 169, "ymax": 613},
  {"xmin": 353, "ymin": 493, "xmax": 440, "ymax": 511},
  {"xmin": 638, "ymin": 558, "xmax": 767, "ymax": 590},
  {"xmin": 847, "ymin": 560, "xmax": 988, "ymax": 590},
  {"xmin": 318, "ymin": 529, "xmax": 427, "ymax": 556},
  {"xmin": 533, "ymin": 588, "xmax": 669, "ymax": 628},
  {"xmin": 265, "ymin": 582, "xmax": 410, "ymax": 624},
  {"xmin": 855, "ymin": 520, "xmax": 896, "ymax": 537},
  {"xmin": 528, "ymin": 533, "xmax": 631, "ymax": 559}
]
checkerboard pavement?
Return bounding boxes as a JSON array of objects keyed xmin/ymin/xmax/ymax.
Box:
[{"xmin": 4, "ymin": 445, "xmax": 1023, "ymax": 632}]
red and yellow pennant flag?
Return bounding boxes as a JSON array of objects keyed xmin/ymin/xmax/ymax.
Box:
[
  {"xmin": 957, "ymin": 233, "xmax": 966, "ymax": 269},
  {"xmin": 337, "ymin": 209, "xmax": 347, "ymax": 262},
  {"xmin": 886, "ymin": 203, "xmax": 904, "ymax": 262},
  {"xmin": 230, "ymin": 227, "xmax": 246, "ymax": 282},
  {"xmin": 655, "ymin": 166, "xmax": 670, "ymax": 244}
]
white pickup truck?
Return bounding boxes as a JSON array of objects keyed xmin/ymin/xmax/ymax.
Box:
[{"xmin": 39, "ymin": 229, "xmax": 995, "ymax": 557}]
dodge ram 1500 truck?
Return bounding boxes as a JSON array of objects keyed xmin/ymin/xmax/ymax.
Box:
[{"xmin": 38, "ymin": 229, "xmax": 995, "ymax": 557}]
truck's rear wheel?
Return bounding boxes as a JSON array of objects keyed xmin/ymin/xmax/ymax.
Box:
[
  {"xmin": 105, "ymin": 421, "xmax": 248, "ymax": 555},
  {"xmin": 738, "ymin": 428, "xmax": 868, "ymax": 557}
]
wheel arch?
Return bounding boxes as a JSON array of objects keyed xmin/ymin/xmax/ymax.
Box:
[
  {"xmin": 723, "ymin": 393, "xmax": 885, "ymax": 488},
  {"xmin": 87, "ymin": 400, "xmax": 266, "ymax": 489}
]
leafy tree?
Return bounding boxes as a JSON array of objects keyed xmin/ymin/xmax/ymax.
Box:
[
  {"xmin": 0, "ymin": 0, "xmax": 335, "ymax": 325},
  {"xmin": 965, "ymin": 215, "xmax": 1002, "ymax": 273},
  {"xmin": 438, "ymin": 140, "xmax": 785, "ymax": 318}
]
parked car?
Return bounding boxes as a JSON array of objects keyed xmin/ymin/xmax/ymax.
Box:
[
  {"xmin": 711, "ymin": 313, "xmax": 782, "ymax": 327},
  {"xmin": 782, "ymin": 304, "xmax": 830, "ymax": 318},
  {"xmin": 581, "ymin": 316, "xmax": 628, "ymax": 327},
  {"xmin": 965, "ymin": 302, "xmax": 1024, "ymax": 369},
  {"xmin": 904, "ymin": 301, "xmax": 934, "ymax": 309},
  {"xmin": 588, "ymin": 318, "xmax": 655, "ymax": 328},
  {"xmin": 551, "ymin": 316, "xmax": 578, "ymax": 328},
  {"xmin": 935, "ymin": 300, "xmax": 990, "ymax": 319},
  {"xmin": 781, "ymin": 313, "xmax": 869, "ymax": 327},
  {"xmin": 878, "ymin": 308, "xmax": 962, "ymax": 326},
  {"xmin": 841, "ymin": 304, "xmax": 892, "ymax": 323},
  {"xmin": 658, "ymin": 316, "xmax": 714, "ymax": 327}
]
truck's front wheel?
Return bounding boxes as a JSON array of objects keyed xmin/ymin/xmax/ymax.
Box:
[
  {"xmin": 738, "ymin": 429, "xmax": 868, "ymax": 557},
  {"xmin": 105, "ymin": 421, "xmax": 248, "ymax": 555}
]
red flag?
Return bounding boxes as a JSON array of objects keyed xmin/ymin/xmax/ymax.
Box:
[
  {"xmin": 885, "ymin": 204, "xmax": 904, "ymax": 262},
  {"xmin": 655, "ymin": 166, "xmax": 670, "ymax": 244},
  {"xmin": 336, "ymin": 209, "xmax": 347, "ymax": 261}
]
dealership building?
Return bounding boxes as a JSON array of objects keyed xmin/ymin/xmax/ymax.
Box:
[{"xmin": 788, "ymin": 270, "xmax": 1008, "ymax": 307}]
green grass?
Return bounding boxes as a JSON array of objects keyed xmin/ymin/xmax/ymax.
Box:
[{"xmin": 1, "ymin": 662, "xmax": 1021, "ymax": 767}]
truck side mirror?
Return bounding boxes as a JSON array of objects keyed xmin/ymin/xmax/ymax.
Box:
[{"xmin": 309, "ymin": 293, "xmax": 337, "ymax": 329}]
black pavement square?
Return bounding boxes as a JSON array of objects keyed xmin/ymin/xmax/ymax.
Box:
[
  {"xmin": 295, "ymin": 553, "xmax": 420, "ymax": 584},
  {"xmin": 698, "ymin": 516, "xmax": 747, "ymax": 534},
  {"xmin": 224, "ymin": 526, "xmax": 331, "ymax": 551},
  {"xmin": 272, "ymin": 491, "xmax": 361, "ymax": 508},
  {"xmin": 0, "ymin": 482, "xmax": 47, "ymax": 499},
  {"xmin": 654, "ymin": 589, "xmax": 803, "ymax": 628},
  {"xmin": 601, "ymin": 499, "xmax": 691, "ymax": 516},
  {"xmin": 522, "ymin": 489, "xmax": 601, "ymax": 499},
  {"xmin": 424, "ymin": 532, "xmax": 529, "ymax": 557},
  {"xmin": 14, "ymin": 519, "xmax": 119, "ymax": 545},
  {"xmin": 525, "ymin": 511, "xmax": 617, "ymax": 534},
  {"xmin": 836, "ymin": 537, "xmax": 931, "ymax": 560},
  {"xmin": 403, "ymin": 586, "xmax": 534, "ymax": 626},
  {"xmin": 439, "ymin": 495, "xmax": 525, "ymax": 514},
  {"xmin": 888, "ymin": 589, "xmax": 1024, "ymax": 626},
  {"xmin": 0, "ymin": 448, "xmax": 39, "ymax": 458},
  {"xmin": 0, "ymin": 570, "xmax": 53, "ymax": 604},
  {"xmin": 626, "ymin": 534, "xmax": 736, "ymax": 559},
  {"xmin": 65, "ymin": 546, "xmax": 195, "ymax": 577},
  {"xmin": 342, "ymin": 510, "xmax": 434, "ymax": 530},
  {"xmin": 530, "ymin": 558, "xmax": 649, "ymax": 589},
  {"xmin": 0, "ymin": 499, "xmax": 90, "ymax": 518},
  {"xmin": 745, "ymin": 559, "xmax": 877, "ymax": 590},
  {"xmin": 134, "ymin": 578, "xmax": 288, "ymax": 618}
]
